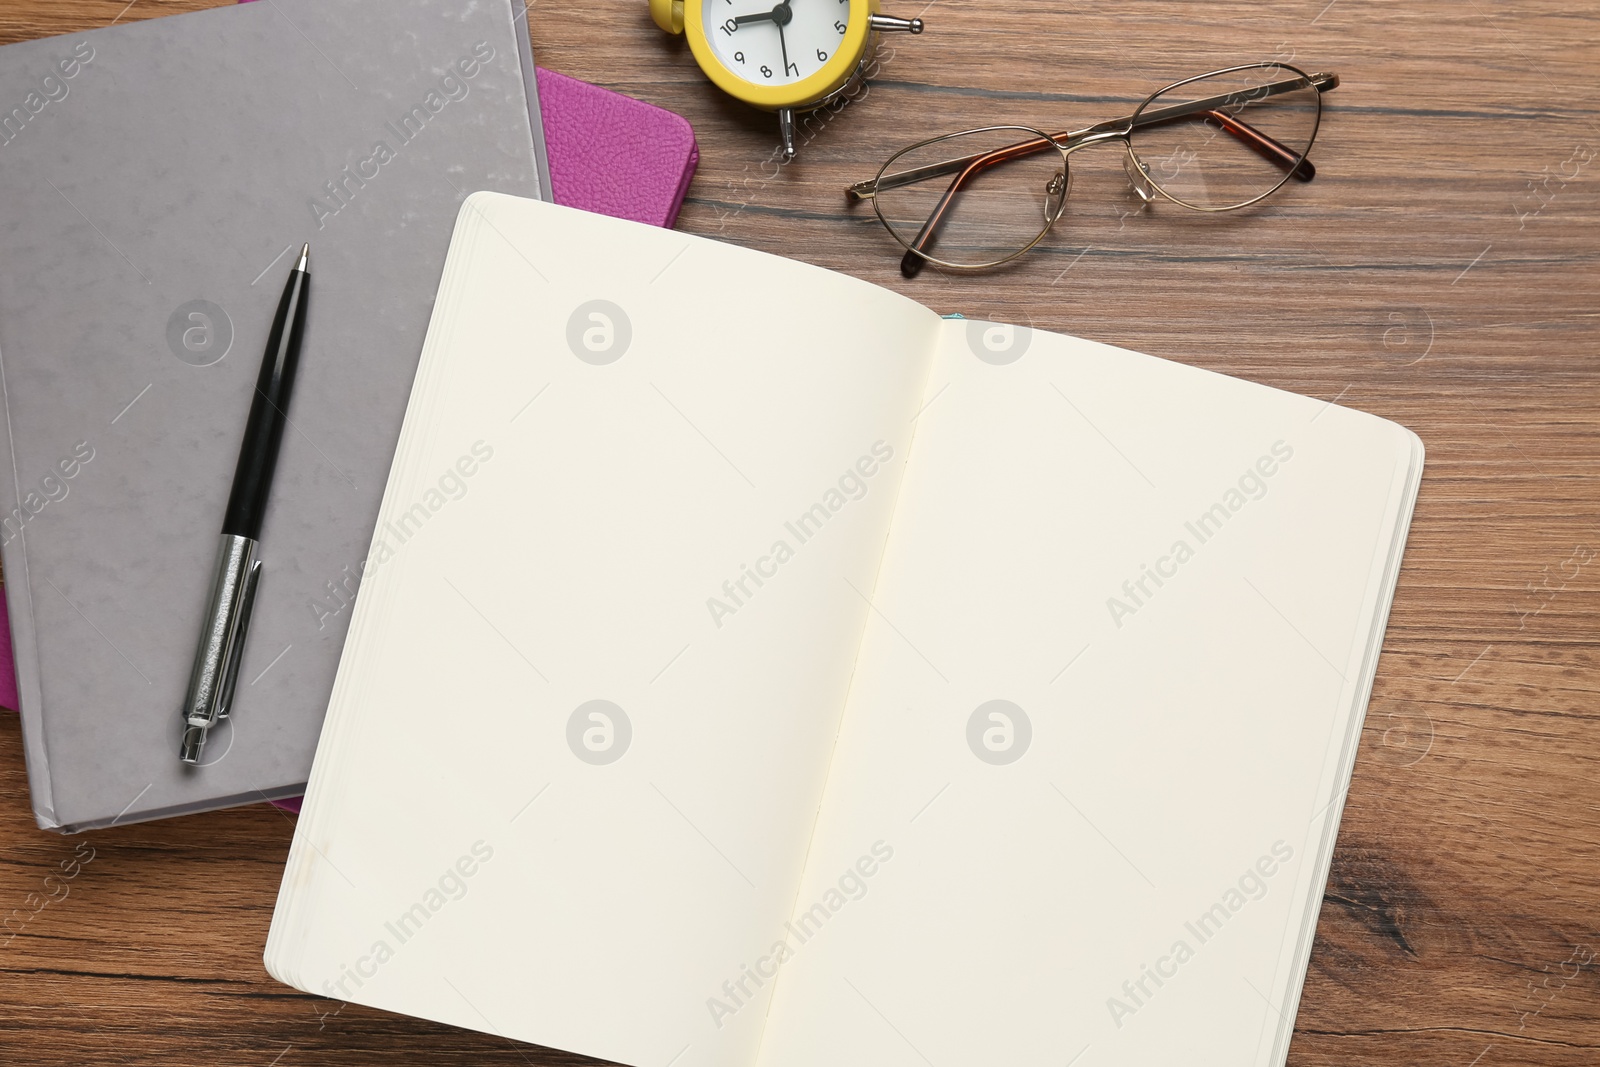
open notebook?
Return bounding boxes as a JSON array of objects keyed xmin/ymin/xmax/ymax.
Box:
[{"xmin": 267, "ymin": 195, "xmax": 1423, "ymax": 1067}]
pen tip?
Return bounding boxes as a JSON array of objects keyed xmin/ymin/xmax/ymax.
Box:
[
  {"xmin": 296, "ymin": 243, "xmax": 310, "ymax": 272},
  {"xmin": 179, "ymin": 725, "xmax": 205, "ymax": 764}
]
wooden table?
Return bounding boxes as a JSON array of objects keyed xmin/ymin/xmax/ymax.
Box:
[{"xmin": 1, "ymin": 0, "xmax": 1596, "ymax": 1063}]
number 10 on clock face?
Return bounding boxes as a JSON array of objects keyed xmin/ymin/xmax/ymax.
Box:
[{"xmin": 709, "ymin": 0, "xmax": 850, "ymax": 85}]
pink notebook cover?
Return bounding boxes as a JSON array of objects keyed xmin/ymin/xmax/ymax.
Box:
[
  {"xmin": 536, "ymin": 67, "xmax": 698, "ymax": 227},
  {"xmin": 0, "ymin": 38, "xmax": 697, "ymax": 817}
]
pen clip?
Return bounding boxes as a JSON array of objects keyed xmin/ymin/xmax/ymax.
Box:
[{"xmin": 215, "ymin": 559, "xmax": 262, "ymax": 722}]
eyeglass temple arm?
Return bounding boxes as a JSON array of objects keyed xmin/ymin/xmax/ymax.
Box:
[
  {"xmin": 1200, "ymin": 109, "xmax": 1315, "ymax": 181},
  {"xmin": 1121, "ymin": 70, "xmax": 1336, "ymax": 144},
  {"xmin": 849, "ymin": 71, "xmax": 1337, "ymax": 201},
  {"xmin": 896, "ymin": 135, "xmax": 1058, "ymax": 277}
]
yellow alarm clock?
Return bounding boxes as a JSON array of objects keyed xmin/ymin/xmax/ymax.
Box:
[{"xmin": 650, "ymin": 0, "xmax": 924, "ymax": 159}]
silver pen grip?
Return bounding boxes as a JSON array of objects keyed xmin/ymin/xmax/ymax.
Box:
[{"xmin": 179, "ymin": 533, "xmax": 260, "ymax": 764}]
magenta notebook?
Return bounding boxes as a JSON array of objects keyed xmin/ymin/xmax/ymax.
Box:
[
  {"xmin": 536, "ymin": 67, "xmax": 698, "ymax": 227},
  {"xmin": 0, "ymin": 43, "xmax": 697, "ymax": 815}
]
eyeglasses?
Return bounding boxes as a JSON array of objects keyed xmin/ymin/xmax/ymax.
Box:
[{"xmin": 847, "ymin": 63, "xmax": 1339, "ymax": 277}]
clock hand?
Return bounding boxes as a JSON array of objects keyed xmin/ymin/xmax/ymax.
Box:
[
  {"xmin": 732, "ymin": 1, "xmax": 792, "ymax": 27},
  {"xmin": 729, "ymin": 1, "xmax": 796, "ymax": 75},
  {"xmin": 774, "ymin": 2, "xmax": 792, "ymax": 76}
]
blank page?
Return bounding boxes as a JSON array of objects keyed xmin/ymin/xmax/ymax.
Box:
[
  {"xmin": 754, "ymin": 322, "xmax": 1422, "ymax": 1067},
  {"xmin": 267, "ymin": 196, "xmax": 942, "ymax": 1067}
]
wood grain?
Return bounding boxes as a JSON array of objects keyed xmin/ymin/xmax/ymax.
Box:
[{"xmin": 2, "ymin": 0, "xmax": 1598, "ymax": 1064}]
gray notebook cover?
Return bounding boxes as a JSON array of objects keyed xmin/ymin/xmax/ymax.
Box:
[{"xmin": 0, "ymin": 0, "xmax": 550, "ymax": 832}]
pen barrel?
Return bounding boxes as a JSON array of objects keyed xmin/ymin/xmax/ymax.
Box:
[
  {"xmin": 179, "ymin": 533, "xmax": 259, "ymax": 763},
  {"xmin": 222, "ymin": 263, "xmax": 309, "ymax": 540}
]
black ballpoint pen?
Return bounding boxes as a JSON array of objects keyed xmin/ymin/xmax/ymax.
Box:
[{"xmin": 179, "ymin": 243, "xmax": 311, "ymax": 764}]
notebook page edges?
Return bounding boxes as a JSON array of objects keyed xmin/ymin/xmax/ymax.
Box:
[
  {"xmin": 268, "ymin": 195, "xmax": 942, "ymax": 1067},
  {"xmin": 751, "ymin": 322, "xmax": 1422, "ymax": 1067},
  {"xmin": 1254, "ymin": 420, "xmax": 1422, "ymax": 1067}
]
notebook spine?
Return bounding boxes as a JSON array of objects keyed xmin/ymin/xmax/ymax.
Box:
[{"xmin": 0, "ymin": 342, "xmax": 59, "ymax": 829}]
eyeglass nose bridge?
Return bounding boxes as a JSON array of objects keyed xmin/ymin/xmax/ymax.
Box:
[
  {"xmin": 1032, "ymin": 124, "xmax": 1129, "ymax": 223},
  {"xmin": 1059, "ymin": 125, "xmax": 1133, "ymax": 154},
  {"xmin": 1056, "ymin": 125, "xmax": 1154, "ymax": 204}
]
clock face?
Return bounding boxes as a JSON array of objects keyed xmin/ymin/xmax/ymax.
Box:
[{"xmin": 703, "ymin": 0, "xmax": 853, "ymax": 87}]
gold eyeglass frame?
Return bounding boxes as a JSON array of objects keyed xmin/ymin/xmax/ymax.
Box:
[{"xmin": 847, "ymin": 62, "xmax": 1340, "ymax": 276}]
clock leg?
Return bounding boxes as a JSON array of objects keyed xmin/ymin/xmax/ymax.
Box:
[
  {"xmin": 869, "ymin": 14, "xmax": 925, "ymax": 32},
  {"xmin": 778, "ymin": 108, "xmax": 797, "ymax": 162}
]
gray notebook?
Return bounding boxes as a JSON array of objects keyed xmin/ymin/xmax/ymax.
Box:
[{"xmin": 0, "ymin": 0, "xmax": 550, "ymax": 832}]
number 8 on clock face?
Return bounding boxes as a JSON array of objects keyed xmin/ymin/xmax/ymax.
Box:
[{"xmin": 649, "ymin": 0, "xmax": 924, "ymax": 160}]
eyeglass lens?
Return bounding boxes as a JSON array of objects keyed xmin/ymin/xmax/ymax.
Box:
[
  {"xmin": 872, "ymin": 126, "xmax": 1068, "ymax": 269},
  {"xmin": 1129, "ymin": 65, "xmax": 1320, "ymax": 211}
]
